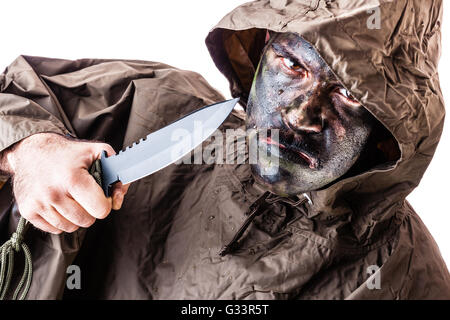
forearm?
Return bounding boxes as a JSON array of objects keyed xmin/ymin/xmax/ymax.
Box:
[{"xmin": 0, "ymin": 133, "xmax": 67, "ymax": 177}]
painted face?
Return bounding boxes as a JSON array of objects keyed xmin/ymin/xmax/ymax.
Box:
[{"xmin": 246, "ymin": 32, "xmax": 375, "ymax": 196}]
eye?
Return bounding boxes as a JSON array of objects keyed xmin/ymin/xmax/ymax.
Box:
[
  {"xmin": 280, "ymin": 57, "xmax": 308, "ymax": 77},
  {"xmin": 335, "ymin": 87, "xmax": 361, "ymax": 107},
  {"xmin": 282, "ymin": 57, "xmax": 302, "ymax": 71}
]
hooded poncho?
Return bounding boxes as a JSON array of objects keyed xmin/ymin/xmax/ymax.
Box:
[{"xmin": 0, "ymin": 0, "xmax": 449, "ymax": 299}]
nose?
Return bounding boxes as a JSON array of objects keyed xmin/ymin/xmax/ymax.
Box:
[{"xmin": 283, "ymin": 94, "xmax": 325, "ymax": 134}]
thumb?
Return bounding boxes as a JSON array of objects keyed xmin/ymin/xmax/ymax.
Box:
[
  {"xmin": 87, "ymin": 142, "xmax": 117, "ymax": 199},
  {"xmin": 111, "ymin": 182, "xmax": 130, "ymax": 210},
  {"xmin": 89, "ymin": 142, "xmax": 130, "ymax": 210},
  {"xmin": 91, "ymin": 142, "xmax": 117, "ymax": 159}
]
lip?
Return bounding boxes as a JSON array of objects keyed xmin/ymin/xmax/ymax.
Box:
[{"xmin": 260, "ymin": 135, "xmax": 318, "ymax": 169}]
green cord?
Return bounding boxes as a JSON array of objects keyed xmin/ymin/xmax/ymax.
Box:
[
  {"xmin": 0, "ymin": 159, "xmax": 102, "ymax": 300},
  {"xmin": 0, "ymin": 217, "xmax": 32, "ymax": 300}
]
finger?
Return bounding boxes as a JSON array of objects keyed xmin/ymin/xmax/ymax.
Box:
[
  {"xmin": 82, "ymin": 142, "xmax": 116, "ymax": 173},
  {"xmin": 122, "ymin": 183, "xmax": 131, "ymax": 194},
  {"xmin": 89, "ymin": 142, "xmax": 119, "ymax": 209},
  {"xmin": 111, "ymin": 182, "xmax": 130, "ymax": 210},
  {"xmin": 116, "ymin": 182, "xmax": 130, "ymax": 198},
  {"xmin": 90, "ymin": 142, "xmax": 116, "ymax": 160},
  {"xmin": 53, "ymin": 195, "xmax": 96, "ymax": 228},
  {"xmin": 85, "ymin": 142, "xmax": 117, "ymax": 211},
  {"xmin": 69, "ymin": 169, "xmax": 112, "ymax": 219},
  {"xmin": 17, "ymin": 203, "xmax": 62, "ymax": 234},
  {"xmin": 41, "ymin": 205, "xmax": 79, "ymax": 233},
  {"xmin": 28, "ymin": 214, "xmax": 62, "ymax": 234}
]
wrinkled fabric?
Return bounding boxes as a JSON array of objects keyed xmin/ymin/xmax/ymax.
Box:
[
  {"xmin": 0, "ymin": 0, "xmax": 449, "ymax": 299},
  {"xmin": 204, "ymin": 0, "xmax": 449, "ymax": 298}
]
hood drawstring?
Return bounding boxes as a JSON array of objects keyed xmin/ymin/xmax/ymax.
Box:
[
  {"xmin": 219, "ymin": 191, "xmax": 271, "ymax": 256},
  {"xmin": 219, "ymin": 192, "xmax": 308, "ymax": 256},
  {"xmin": 302, "ymin": 193, "xmax": 313, "ymax": 206}
]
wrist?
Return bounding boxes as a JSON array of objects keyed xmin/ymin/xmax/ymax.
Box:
[
  {"xmin": 0, "ymin": 133, "xmax": 64, "ymax": 175},
  {"xmin": 0, "ymin": 146, "xmax": 15, "ymax": 176}
]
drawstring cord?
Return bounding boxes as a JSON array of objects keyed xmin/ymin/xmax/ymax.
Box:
[
  {"xmin": 219, "ymin": 191, "xmax": 271, "ymax": 256},
  {"xmin": 0, "ymin": 217, "xmax": 32, "ymax": 300},
  {"xmin": 219, "ymin": 192, "xmax": 309, "ymax": 257}
]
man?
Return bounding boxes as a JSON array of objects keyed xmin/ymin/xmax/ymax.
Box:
[
  {"xmin": 246, "ymin": 31, "xmax": 381, "ymax": 196},
  {"xmin": 1, "ymin": 0, "xmax": 449, "ymax": 299}
]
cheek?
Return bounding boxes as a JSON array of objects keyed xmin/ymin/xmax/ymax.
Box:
[
  {"xmin": 279, "ymin": 91, "xmax": 306, "ymax": 109},
  {"xmin": 254, "ymin": 75, "xmax": 284, "ymax": 113},
  {"xmin": 327, "ymin": 97, "xmax": 372, "ymax": 141},
  {"xmin": 325, "ymin": 109, "xmax": 347, "ymax": 140},
  {"xmin": 329, "ymin": 119, "xmax": 347, "ymax": 140},
  {"xmin": 253, "ymin": 61, "xmax": 309, "ymax": 115},
  {"xmin": 261, "ymin": 61, "xmax": 301, "ymax": 100}
]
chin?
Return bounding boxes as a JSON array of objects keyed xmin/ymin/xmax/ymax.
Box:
[{"xmin": 251, "ymin": 164, "xmax": 313, "ymax": 196}]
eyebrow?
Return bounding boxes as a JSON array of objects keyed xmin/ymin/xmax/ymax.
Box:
[{"xmin": 270, "ymin": 42, "xmax": 309, "ymax": 71}]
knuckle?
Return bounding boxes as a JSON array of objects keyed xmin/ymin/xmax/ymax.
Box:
[
  {"xmin": 96, "ymin": 209, "xmax": 109, "ymax": 220},
  {"xmin": 29, "ymin": 221, "xmax": 44, "ymax": 232},
  {"xmin": 67, "ymin": 225, "xmax": 79, "ymax": 233},
  {"xmin": 18, "ymin": 206, "xmax": 36, "ymax": 220},
  {"xmin": 42, "ymin": 224, "xmax": 62, "ymax": 234},
  {"xmin": 101, "ymin": 143, "xmax": 115, "ymax": 155},
  {"xmin": 20, "ymin": 202, "xmax": 46, "ymax": 221},
  {"xmin": 31, "ymin": 219, "xmax": 61, "ymax": 234},
  {"xmin": 60, "ymin": 223, "xmax": 75, "ymax": 233},
  {"xmin": 44, "ymin": 212, "xmax": 70, "ymax": 232},
  {"xmin": 52, "ymin": 220, "xmax": 67, "ymax": 231},
  {"xmin": 81, "ymin": 217, "xmax": 96, "ymax": 228},
  {"xmin": 27, "ymin": 217, "xmax": 41, "ymax": 228},
  {"xmin": 57, "ymin": 217, "xmax": 77, "ymax": 233},
  {"xmin": 47, "ymin": 188, "xmax": 63, "ymax": 203},
  {"xmin": 67, "ymin": 173, "xmax": 80, "ymax": 187},
  {"xmin": 96, "ymin": 203, "xmax": 111, "ymax": 219},
  {"xmin": 69, "ymin": 212, "xmax": 94, "ymax": 228}
]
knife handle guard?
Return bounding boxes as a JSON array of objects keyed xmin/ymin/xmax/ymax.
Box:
[{"xmin": 89, "ymin": 150, "xmax": 111, "ymax": 197}]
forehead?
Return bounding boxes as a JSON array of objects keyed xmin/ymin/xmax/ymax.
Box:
[{"xmin": 270, "ymin": 32, "xmax": 334, "ymax": 78}]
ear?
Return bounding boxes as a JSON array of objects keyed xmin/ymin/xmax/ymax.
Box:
[{"xmin": 265, "ymin": 30, "xmax": 271, "ymax": 43}]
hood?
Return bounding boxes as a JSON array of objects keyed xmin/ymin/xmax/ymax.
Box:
[{"xmin": 206, "ymin": 0, "xmax": 445, "ymax": 244}]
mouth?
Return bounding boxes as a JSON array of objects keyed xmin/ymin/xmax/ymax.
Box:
[{"xmin": 259, "ymin": 131, "xmax": 319, "ymax": 169}]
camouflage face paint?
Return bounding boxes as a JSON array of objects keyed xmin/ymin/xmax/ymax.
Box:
[{"xmin": 246, "ymin": 32, "xmax": 375, "ymax": 195}]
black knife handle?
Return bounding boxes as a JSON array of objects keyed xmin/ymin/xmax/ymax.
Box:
[
  {"xmin": 88, "ymin": 151, "xmax": 111, "ymax": 197},
  {"xmin": 89, "ymin": 158, "xmax": 103, "ymax": 188}
]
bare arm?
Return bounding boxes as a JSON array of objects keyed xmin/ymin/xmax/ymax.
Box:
[{"xmin": 0, "ymin": 132, "xmax": 129, "ymax": 234}]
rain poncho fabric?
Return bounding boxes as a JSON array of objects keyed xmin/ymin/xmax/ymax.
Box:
[{"xmin": 1, "ymin": 0, "xmax": 449, "ymax": 299}]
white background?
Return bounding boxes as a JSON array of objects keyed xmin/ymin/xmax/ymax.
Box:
[{"xmin": 1, "ymin": 1, "xmax": 449, "ymax": 267}]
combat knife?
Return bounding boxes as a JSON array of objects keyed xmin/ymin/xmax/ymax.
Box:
[{"xmin": 89, "ymin": 98, "xmax": 239, "ymax": 197}]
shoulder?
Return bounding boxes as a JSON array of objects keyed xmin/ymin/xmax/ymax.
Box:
[
  {"xmin": 5, "ymin": 55, "xmax": 226, "ymax": 119},
  {"xmin": 394, "ymin": 204, "xmax": 450, "ymax": 299}
]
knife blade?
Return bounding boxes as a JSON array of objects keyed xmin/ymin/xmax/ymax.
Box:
[{"xmin": 90, "ymin": 98, "xmax": 239, "ymax": 196}]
